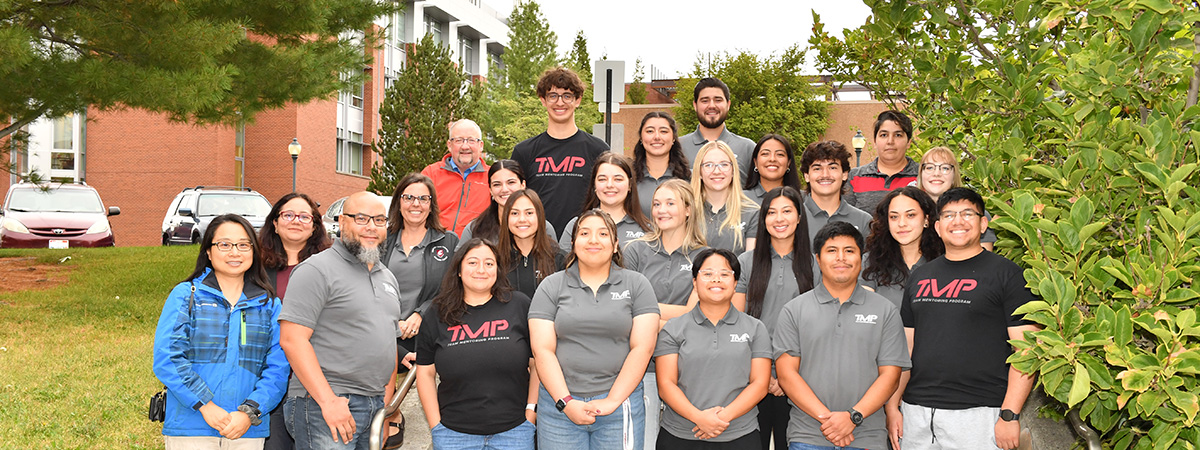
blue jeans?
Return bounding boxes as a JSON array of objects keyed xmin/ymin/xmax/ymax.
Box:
[
  {"xmin": 431, "ymin": 421, "xmax": 535, "ymax": 450},
  {"xmin": 536, "ymin": 384, "xmax": 645, "ymax": 450},
  {"xmin": 284, "ymin": 394, "xmax": 384, "ymax": 450},
  {"xmin": 788, "ymin": 442, "xmax": 865, "ymax": 450}
]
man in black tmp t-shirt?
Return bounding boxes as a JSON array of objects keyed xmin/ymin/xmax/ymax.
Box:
[{"xmin": 889, "ymin": 187, "xmax": 1040, "ymax": 450}]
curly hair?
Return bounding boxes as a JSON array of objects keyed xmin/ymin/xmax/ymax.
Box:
[{"xmin": 862, "ymin": 187, "xmax": 944, "ymax": 288}]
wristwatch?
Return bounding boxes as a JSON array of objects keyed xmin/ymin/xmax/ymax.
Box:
[
  {"xmin": 1000, "ymin": 409, "xmax": 1020, "ymax": 422},
  {"xmin": 848, "ymin": 408, "xmax": 864, "ymax": 426},
  {"xmin": 238, "ymin": 401, "xmax": 263, "ymax": 426},
  {"xmin": 555, "ymin": 395, "xmax": 574, "ymax": 412}
]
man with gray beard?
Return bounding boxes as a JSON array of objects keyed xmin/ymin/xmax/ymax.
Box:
[{"xmin": 280, "ymin": 192, "xmax": 403, "ymax": 450}]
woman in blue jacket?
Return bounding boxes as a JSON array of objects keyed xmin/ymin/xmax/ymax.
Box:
[{"xmin": 153, "ymin": 214, "xmax": 290, "ymax": 449}]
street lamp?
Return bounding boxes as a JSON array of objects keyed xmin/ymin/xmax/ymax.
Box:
[
  {"xmin": 288, "ymin": 138, "xmax": 302, "ymax": 192},
  {"xmin": 851, "ymin": 130, "xmax": 866, "ymax": 166}
]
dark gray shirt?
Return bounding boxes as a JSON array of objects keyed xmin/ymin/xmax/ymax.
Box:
[
  {"xmin": 559, "ymin": 214, "xmax": 648, "ymax": 254},
  {"xmin": 735, "ymin": 248, "xmax": 818, "ymax": 335},
  {"xmin": 703, "ymin": 201, "xmax": 759, "ymax": 255},
  {"xmin": 280, "ymin": 240, "xmax": 402, "ymax": 398},
  {"xmin": 387, "ymin": 229, "xmax": 435, "ymax": 320},
  {"xmin": 803, "ymin": 195, "xmax": 873, "ymax": 245},
  {"xmin": 623, "ymin": 239, "xmax": 705, "ymax": 307},
  {"xmin": 772, "ymin": 283, "xmax": 911, "ymax": 449},
  {"xmin": 656, "ymin": 305, "xmax": 772, "ymax": 442},
  {"xmin": 745, "ymin": 184, "xmax": 768, "ymax": 207},
  {"xmin": 528, "ymin": 264, "xmax": 659, "ymax": 397},
  {"xmin": 680, "ymin": 127, "xmax": 755, "ymax": 181},
  {"xmin": 637, "ymin": 167, "xmax": 677, "ymax": 219}
]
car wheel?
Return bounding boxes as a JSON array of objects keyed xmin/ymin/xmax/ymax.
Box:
[
  {"xmin": 191, "ymin": 232, "xmax": 201, "ymax": 245},
  {"xmin": 163, "ymin": 234, "xmax": 171, "ymax": 246}
]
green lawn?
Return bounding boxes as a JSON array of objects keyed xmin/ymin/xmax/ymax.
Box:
[{"xmin": 0, "ymin": 245, "xmax": 198, "ymax": 449}]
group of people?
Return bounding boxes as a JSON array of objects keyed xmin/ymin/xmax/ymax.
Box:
[{"xmin": 153, "ymin": 66, "xmax": 1039, "ymax": 450}]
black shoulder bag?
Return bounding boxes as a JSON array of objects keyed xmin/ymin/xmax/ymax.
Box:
[{"xmin": 149, "ymin": 283, "xmax": 196, "ymax": 422}]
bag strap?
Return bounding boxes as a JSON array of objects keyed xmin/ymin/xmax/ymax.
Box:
[{"xmin": 163, "ymin": 283, "xmax": 197, "ymax": 394}]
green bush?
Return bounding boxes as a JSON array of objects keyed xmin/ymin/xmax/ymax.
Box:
[{"xmin": 811, "ymin": 0, "xmax": 1200, "ymax": 447}]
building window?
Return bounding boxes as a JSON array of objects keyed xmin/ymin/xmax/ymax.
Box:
[
  {"xmin": 459, "ymin": 37, "xmax": 477, "ymax": 75},
  {"xmin": 425, "ymin": 17, "xmax": 443, "ymax": 45},
  {"xmin": 336, "ymin": 132, "xmax": 365, "ymax": 176},
  {"xmin": 53, "ymin": 115, "xmax": 73, "ymax": 149}
]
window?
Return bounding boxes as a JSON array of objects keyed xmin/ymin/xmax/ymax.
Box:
[
  {"xmin": 51, "ymin": 152, "xmax": 74, "ymax": 170},
  {"xmin": 53, "ymin": 115, "xmax": 73, "ymax": 149},
  {"xmin": 425, "ymin": 17, "xmax": 443, "ymax": 45},
  {"xmin": 336, "ymin": 132, "xmax": 365, "ymax": 176},
  {"xmin": 459, "ymin": 37, "xmax": 477, "ymax": 75}
]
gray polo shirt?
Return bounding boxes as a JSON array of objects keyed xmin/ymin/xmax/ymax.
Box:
[
  {"xmin": 528, "ymin": 264, "xmax": 660, "ymax": 397},
  {"xmin": 734, "ymin": 248, "xmax": 819, "ymax": 334},
  {"xmin": 680, "ymin": 127, "xmax": 755, "ymax": 181},
  {"xmin": 803, "ymin": 195, "xmax": 873, "ymax": 245},
  {"xmin": 656, "ymin": 305, "xmax": 772, "ymax": 442},
  {"xmin": 745, "ymin": 184, "xmax": 768, "ymax": 207},
  {"xmin": 559, "ymin": 214, "xmax": 648, "ymax": 254},
  {"xmin": 704, "ymin": 202, "xmax": 759, "ymax": 255},
  {"xmin": 387, "ymin": 229, "xmax": 436, "ymax": 320},
  {"xmin": 637, "ymin": 167, "xmax": 677, "ymax": 219},
  {"xmin": 624, "ymin": 239, "xmax": 706, "ymax": 306},
  {"xmin": 772, "ymin": 283, "xmax": 911, "ymax": 450},
  {"xmin": 280, "ymin": 240, "xmax": 402, "ymax": 398}
]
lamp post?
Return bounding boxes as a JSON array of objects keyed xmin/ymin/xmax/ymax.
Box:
[
  {"xmin": 851, "ymin": 130, "xmax": 866, "ymax": 166},
  {"xmin": 288, "ymin": 138, "xmax": 302, "ymax": 192}
]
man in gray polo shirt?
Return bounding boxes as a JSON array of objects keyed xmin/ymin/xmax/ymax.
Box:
[
  {"xmin": 680, "ymin": 77, "xmax": 755, "ymax": 180},
  {"xmin": 775, "ymin": 222, "xmax": 909, "ymax": 449},
  {"xmin": 800, "ymin": 140, "xmax": 872, "ymax": 245},
  {"xmin": 656, "ymin": 248, "xmax": 771, "ymax": 450},
  {"xmin": 280, "ymin": 192, "xmax": 401, "ymax": 450}
]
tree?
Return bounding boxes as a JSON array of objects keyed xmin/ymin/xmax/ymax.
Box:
[
  {"xmin": 496, "ymin": 0, "xmax": 557, "ymax": 95},
  {"xmin": 370, "ymin": 34, "xmax": 480, "ymax": 194},
  {"xmin": 671, "ymin": 46, "xmax": 830, "ymax": 149},
  {"xmin": 812, "ymin": 1, "xmax": 1200, "ymax": 448},
  {"xmin": 627, "ymin": 58, "xmax": 648, "ymax": 105},
  {"xmin": 0, "ymin": 0, "xmax": 398, "ymax": 140},
  {"xmin": 566, "ymin": 30, "xmax": 591, "ymax": 81}
]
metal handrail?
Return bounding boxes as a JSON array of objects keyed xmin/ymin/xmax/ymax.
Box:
[
  {"xmin": 1067, "ymin": 408, "xmax": 1103, "ymax": 450},
  {"xmin": 368, "ymin": 368, "xmax": 418, "ymax": 450}
]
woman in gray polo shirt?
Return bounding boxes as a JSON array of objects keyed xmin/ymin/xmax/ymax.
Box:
[
  {"xmin": 558, "ymin": 153, "xmax": 653, "ymax": 252},
  {"xmin": 632, "ymin": 112, "xmax": 691, "ymax": 220},
  {"xmin": 732, "ymin": 186, "xmax": 814, "ymax": 450},
  {"xmin": 743, "ymin": 134, "xmax": 803, "ymax": 207},
  {"xmin": 530, "ymin": 209, "xmax": 661, "ymax": 450},
  {"xmin": 692, "ymin": 141, "xmax": 759, "ymax": 254}
]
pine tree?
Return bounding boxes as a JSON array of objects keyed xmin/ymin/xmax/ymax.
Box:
[
  {"xmin": 370, "ymin": 35, "xmax": 480, "ymax": 194},
  {"xmin": 498, "ymin": 0, "xmax": 557, "ymax": 96},
  {"xmin": 626, "ymin": 58, "xmax": 648, "ymax": 105}
]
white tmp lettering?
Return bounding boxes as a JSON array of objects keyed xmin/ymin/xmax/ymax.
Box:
[
  {"xmin": 730, "ymin": 333, "xmax": 750, "ymax": 343},
  {"xmin": 611, "ymin": 290, "xmax": 631, "ymax": 300},
  {"xmin": 854, "ymin": 314, "xmax": 878, "ymax": 324}
]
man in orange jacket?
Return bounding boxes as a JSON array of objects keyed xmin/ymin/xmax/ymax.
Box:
[{"xmin": 421, "ymin": 119, "xmax": 489, "ymax": 236}]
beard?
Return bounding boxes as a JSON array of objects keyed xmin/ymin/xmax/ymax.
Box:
[
  {"xmin": 342, "ymin": 236, "xmax": 381, "ymax": 266},
  {"xmin": 697, "ymin": 111, "xmax": 727, "ymax": 129}
]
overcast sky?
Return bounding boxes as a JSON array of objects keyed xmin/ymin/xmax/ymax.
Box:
[{"xmin": 485, "ymin": 0, "xmax": 874, "ymax": 81}]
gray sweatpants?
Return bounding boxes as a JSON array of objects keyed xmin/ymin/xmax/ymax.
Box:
[{"xmin": 900, "ymin": 401, "xmax": 1002, "ymax": 450}]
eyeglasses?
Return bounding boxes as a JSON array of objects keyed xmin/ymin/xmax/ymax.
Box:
[
  {"xmin": 400, "ymin": 194, "xmax": 432, "ymax": 205},
  {"xmin": 213, "ymin": 241, "xmax": 253, "ymax": 252},
  {"xmin": 940, "ymin": 210, "xmax": 981, "ymax": 221},
  {"xmin": 449, "ymin": 137, "xmax": 483, "ymax": 146},
  {"xmin": 922, "ymin": 163, "xmax": 955, "ymax": 174},
  {"xmin": 701, "ymin": 161, "xmax": 734, "ymax": 173},
  {"xmin": 698, "ymin": 270, "xmax": 735, "ymax": 281},
  {"xmin": 279, "ymin": 212, "xmax": 314, "ymax": 224},
  {"xmin": 545, "ymin": 92, "xmax": 576, "ymax": 103},
  {"xmin": 343, "ymin": 213, "xmax": 388, "ymax": 227}
]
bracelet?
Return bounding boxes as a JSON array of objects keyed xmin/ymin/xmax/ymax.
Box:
[{"xmin": 526, "ymin": 403, "xmax": 537, "ymax": 412}]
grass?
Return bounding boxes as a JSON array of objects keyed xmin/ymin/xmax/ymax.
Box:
[{"xmin": 0, "ymin": 245, "xmax": 198, "ymax": 449}]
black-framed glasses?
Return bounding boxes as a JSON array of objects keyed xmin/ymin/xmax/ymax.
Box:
[
  {"xmin": 449, "ymin": 137, "xmax": 483, "ymax": 146},
  {"xmin": 400, "ymin": 194, "xmax": 432, "ymax": 205},
  {"xmin": 279, "ymin": 212, "xmax": 314, "ymax": 224},
  {"xmin": 545, "ymin": 92, "xmax": 576, "ymax": 103},
  {"xmin": 342, "ymin": 213, "xmax": 388, "ymax": 227},
  {"xmin": 213, "ymin": 241, "xmax": 253, "ymax": 252}
]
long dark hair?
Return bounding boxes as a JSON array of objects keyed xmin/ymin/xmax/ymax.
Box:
[
  {"xmin": 745, "ymin": 187, "xmax": 812, "ymax": 318},
  {"xmin": 632, "ymin": 112, "xmax": 691, "ymax": 183},
  {"xmin": 744, "ymin": 134, "xmax": 803, "ymax": 193},
  {"xmin": 565, "ymin": 209, "xmax": 625, "ymax": 269},
  {"xmin": 863, "ymin": 187, "xmax": 945, "ymax": 287},
  {"xmin": 470, "ymin": 160, "xmax": 525, "ymax": 244},
  {"xmin": 259, "ymin": 192, "xmax": 330, "ymax": 270},
  {"xmin": 387, "ymin": 173, "xmax": 444, "ymax": 235},
  {"xmin": 432, "ymin": 238, "xmax": 513, "ymax": 326},
  {"xmin": 187, "ymin": 214, "xmax": 275, "ymax": 298},
  {"xmin": 578, "ymin": 153, "xmax": 652, "ymax": 230},
  {"xmin": 498, "ymin": 190, "xmax": 559, "ymax": 283}
]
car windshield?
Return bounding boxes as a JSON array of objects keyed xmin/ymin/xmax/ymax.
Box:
[
  {"xmin": 7, "ymin": 188, "xmax": 104, "ymax": 213},
  {"xmin": 197, "ymin": 194, "xmax": 271, "ymax": 217}
]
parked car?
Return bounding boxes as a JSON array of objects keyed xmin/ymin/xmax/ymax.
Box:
[
  {"xmin": 0, "ymin": 182, "xmax": 120, "ymax": 248},
  {"xmin": 162, "ymin": 186, "xmax": 271, "ymax": 245},
  {"xmin": 322, "ymin": 195, "xmax": 392, "ymax": 239}
]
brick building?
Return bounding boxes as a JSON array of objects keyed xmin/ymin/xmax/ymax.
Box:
[{"xmin": 4, "ymin": 0, "xmax": 510, "ymax": 247}]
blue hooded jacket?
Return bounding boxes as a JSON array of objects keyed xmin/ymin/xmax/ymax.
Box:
[{"xmin": 152, "ymin": 268, "xmax": 290, "ymax": 437}]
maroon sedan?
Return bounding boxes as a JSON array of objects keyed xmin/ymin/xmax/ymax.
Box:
[{"xmin": 0, "ymin": 183, "xmax": 120, "ymax": 248}]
